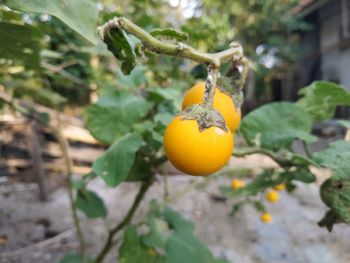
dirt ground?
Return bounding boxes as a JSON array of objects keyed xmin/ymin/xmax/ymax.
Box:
[{"xmin": 1, "ymin": 154, "xmax": 350, "ymax": 263}]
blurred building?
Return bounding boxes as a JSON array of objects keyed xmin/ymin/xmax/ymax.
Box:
[{"xmin": 285, "ymin": 0, "xmax": 350, "ymax": 102}]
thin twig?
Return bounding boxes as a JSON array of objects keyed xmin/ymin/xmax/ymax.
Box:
[
  {"xmin": 54, "ymin": 111, "xmax": 86, "ymax": 261},
  {"xmin": 302, "ymin": 141, "xmax": 312, "ymax": 158},
  {"xmin": 233, "ymin": 147, "xmax": 292, "ymax": 166},
  {"xmin": 42, "ymin": 61, "xmax": 84, "ymax": 84},
  {"xmin": 162, "ymin": 166, "xmax": 169, "ymax": 204},
  {"xmin": 0, "ymin": 229, "xmax": 74, "ymax": 258}
]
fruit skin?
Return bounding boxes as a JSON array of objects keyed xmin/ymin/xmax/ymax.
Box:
[
  {"xmin": 163, "ymin": 116, "xmax": 234, "ymax": 176},
  {"xmin": 265, "ymin": 190, "xmax": 280, "ymax": 203},
  {"xmin": 231, "ymin": 178, "xmax": 245, "ymax": 190},
  {"xmin": 260, "ymin": 212, "xmax": 272, "ymax": 223},
  {"xmin": 182, "ymin": 82, "xmax": 241, "ymax": 132},
  {"xmin": 274, "ymin": 183, "xmax": 285, "ymax": 191}
]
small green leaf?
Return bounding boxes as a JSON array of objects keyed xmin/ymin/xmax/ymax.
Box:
[
  {"xmin": 76, "ymin": 190, "xmax": 107, "ymax": 219},
  {"xmin": 148, "ymin": 87, "xmax": 181, "ymax": 103},
  {"xmin": 102, "ymin": 27, "xmax": 136, "ymax": 74},
  {"xmin": 239, "ymin": 102, "xmax": 313, "ymax": 150},
  {"xmin": 93, "ymin": 133, "xmax": 142, "ymax": 187},
  {"xmin": 229, "ymin": 201, "xmax": 246, "ymax": 217},
  {"xmin": 292, "ymin": 167, "xmax": 316, "ymax": 183},
  {"xmin": 59, "ymin": 254, "xmax": 93, "ymax": 263},
  {"xmin": 154, "ymin": 112, "xmax": 173, "ymax": 126},
  {"xmin": 296, "ymin": 81, "xmax": 350, "ymax": 121},
  {"xmin": 143, "ymin": 216, "xmax": 169, "ymax": 249},
  {"xmin": 289, "ymin": 153, "xmax": 319, "ymax": 166},
  {"xmin": 71, "ymin": 179, "xmax": 85, "ymax": 190},
  {"xmin": 313, "ymin": 141, "xmax": 350, "ymax": 178},
  {"xmin": 119, "ymin": 226, "xmax": 158, "ymax": 263},
  {"xmin": 150, "ymin": 28, "xmax": 189, "ymax": 42},
  {"xmin": 126, "ymin": 152, "xmax": 153, "ymax": 182},
  {"xmin": 6, "ymin": 0, "xmax": 98, "ymax": 44},
  {"xmin": 115, "ymin": 66, "xmax": 147, "ymax": 90}
]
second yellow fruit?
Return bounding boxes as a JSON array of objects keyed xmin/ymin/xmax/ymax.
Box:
[{"xmin": 182, "ymin": 82, "xmax": 241, "ymax": 132}]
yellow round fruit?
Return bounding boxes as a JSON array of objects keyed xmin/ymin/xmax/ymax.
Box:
[
  {"xmin": 182, "ymin": 82, "xmax": 241, "ymax": 132},
  {"xmin": 265, "ymin": 190, "xmax": 280, "ymax": 203},
  {"xmin": 163, "ymin": 116, "xmax": 234, "ymax": 176},
  {"xmin": 260, "ymin": 212, "xmax": 272, "ymax": 223},
  {"xmin": 274, "ymin": 183, "xmax": 285, "ymax": 191},
  {"xmin": 231, "ymin": 178, "xmax": 245, "ymax": 190}
]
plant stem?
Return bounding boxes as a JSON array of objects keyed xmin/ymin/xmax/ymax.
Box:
[
  {"xmin": 233, "ymin": 147, "xmax": 291, "ymax": 166},
  {"xmin": 94, "ymin": 175, "xmax": 154, "ymax": 263},
  {"xmin": 162, "ymin": 166, "xmax": 169, "ymax": 204},
  {"xmin": 98, "ymin": 17, "xmax": 244, "ymax": 67},
  {"xmin": 203, "ymin": 65, "xmax": 219, "ymax": 107},
  {"xmin": 302, "ymin": 141, "xmax": 312, "ymax": 158},
  {"xmin": 54, "ymin": 111, "xmax": 86, "ymax": 261}
]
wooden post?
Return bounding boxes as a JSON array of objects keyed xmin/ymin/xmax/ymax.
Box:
[
  {"xmin": 27, "ymin": 120, "xmax": 49, "ymax": 202},
  {"xmin": 346, "ymin": 129, "xmax": 350, "ymax": 141}
]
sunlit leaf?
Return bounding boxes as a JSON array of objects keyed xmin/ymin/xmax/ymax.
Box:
[
  {"xmin": 6, "ymin": 0, "xmax": 98, "ymax": 44},
  {"xmin": 239, "ymin": 102, "xmax": 314, "ymax": 150},
  {"xmin": 0, "ymin": 21, "xmax": 41, "ymax": 68},
  {"xmin": 296, "ymin": 81, "xmax": 350, "ymax": 122}
]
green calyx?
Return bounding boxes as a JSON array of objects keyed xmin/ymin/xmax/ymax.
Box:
[{"xmin": 179, "ymin": 104, "xmax": 228, "ymax": 132}]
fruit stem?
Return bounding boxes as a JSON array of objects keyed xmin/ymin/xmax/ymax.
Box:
[{"xmin": 203, "ymin": 65, "xmax": 219, "ymax": 107}]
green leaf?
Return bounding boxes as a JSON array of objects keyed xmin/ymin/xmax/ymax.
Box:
[
  {"xmin": 85, "ymin": 92, "xmax": 151, "ymax": 144},
  {"xmin": 102, "ymin": 27, "xmax": 136, "ymax": 74},
  {"xmin": 59, "ymin": 254, "xmax": 93, "ymax": 263},
  {"xmin": 150, "ymin": 28, "xmax": 189, "ymax": 42},
  {"xmin": 143, "ymin": 216, "xmax": 169, "ymax": 249},
  {"xmin": 71, "ymin": 179, "xmax": 85, "ymax": 190},
  {"xmin": 313, "ymin": 141, "xmax": 350, "ymax": 178},
  {"xmin": 0, "ymin": 21, "xmax": 40, "ymax": 68},
  {"xmin": 162, "ymin": 207, "xmax": 225, "ymax": 263},
  {"xmin": 92, "ymin": 133, "xmax": 142, "ymax": 187},
  {"xmin": 154, "ymin": 112, "xmax": 173, "ymax": 126},
  {"xmin": 148, "ymin": 87, "xmax": 181, "ymax": 103},
  {"xmin": 75, "ymin": 190, "xmax": 107, "ymax": 218},
  {"xmin": 162, "ymin": 207, "xmax": 194, "ymax": 232},
  {"xmin": 115, "ymin": 66, "xmax": 147, "ymax": 90},
  {"xmin": 296, "ymin": 81, "xmax": 350, "ymax": 121},
  {"xmin": 291, "ymin": 167, "xmax": 316, "ymax": 183},
  {"xmin": 126, "ymin": 152, "xmax": 153, "ymax": 182},
  {"xmin": 289, "ymin": 153, "xmax": 319, "ymax": 166},
  {"xmin": 140, "ymin": 203, "xmax": 229, "ymax": 263},
  {"xmin": 119, "ymin": 226, "xmax": 158, "ymax": 263},
  {"xmin": 239, "ymin": 102, "xmax": 314, "ymax": 150},
  {"xmin": 6, "ymin": 0, "xmax": 98, "ymax": 44}
]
